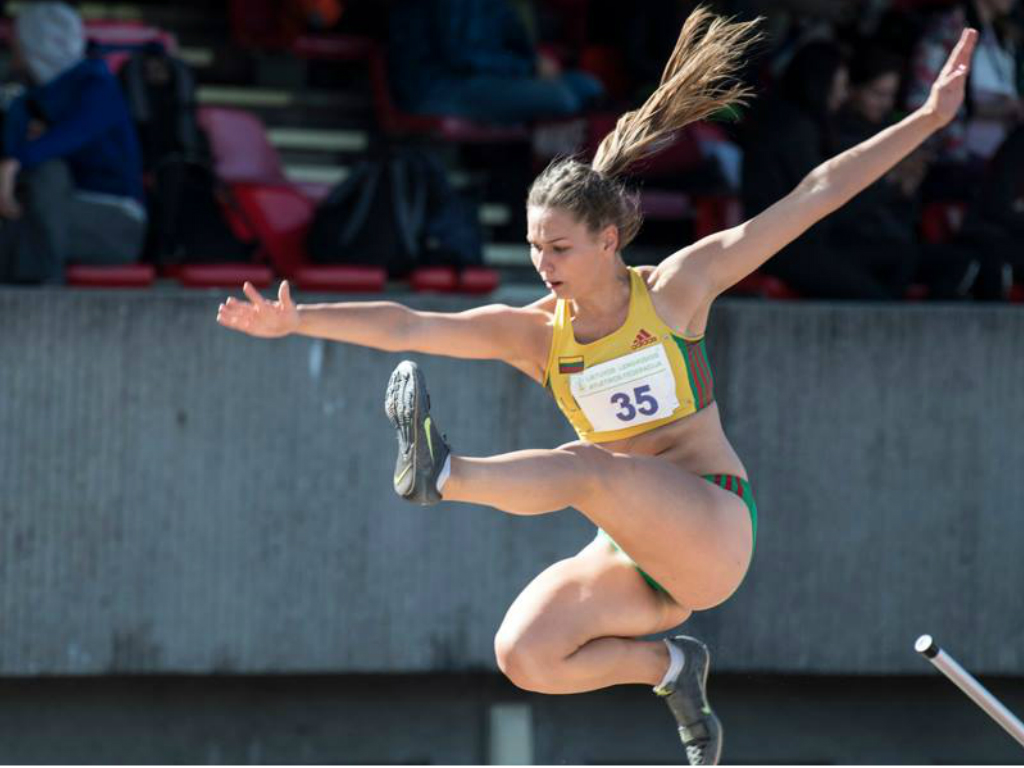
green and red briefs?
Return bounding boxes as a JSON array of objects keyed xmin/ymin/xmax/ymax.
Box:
[{"xmin": 595, "ymin": 474, "xmax": 758, "ymax": 594}]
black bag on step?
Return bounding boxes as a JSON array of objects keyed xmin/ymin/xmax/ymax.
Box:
[
  {"xmin": 145, "ymin": 157, "xmax": 257, "ymax": 266},
  {"xmin": 118, "ymin": 42, "xmax": 204, "ymax": 169},
  {"xmin": 307, "ymin": 146, "xmax": 481, "ymax": 277}
]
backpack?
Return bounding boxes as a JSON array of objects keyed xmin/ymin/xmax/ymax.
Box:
[
  {"xmin": 118, "ymin": 43, "xmax": 203, "ymax": 169},
  {"xmin": 307, "ymin": 145, "xmax": 482, "ymax": 277},
  {"xmin": 144, "ymin": 157, "xmax": 257, "ymax": 266},
  {"xmin": 117, "ymin": 45, "xmax": 256, "ymax": 265}
]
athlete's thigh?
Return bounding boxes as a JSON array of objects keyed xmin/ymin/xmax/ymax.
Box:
[
  {"xmin": 495, "ymin": 537, "xmax": 691, "ymax": 659},
  {"xmin": 565, "ymin": 443, "xmax": 753, "ymax": 607}
]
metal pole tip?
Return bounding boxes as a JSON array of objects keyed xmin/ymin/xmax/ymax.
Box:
[{"xmin": 915, "ymin": 634, "xmax": 938, "ymax": 657}]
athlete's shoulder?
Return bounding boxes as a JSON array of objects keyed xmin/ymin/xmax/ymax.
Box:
[{"xmin": 633, "ymin": 264, "xmax": 658, "ymax": 288}]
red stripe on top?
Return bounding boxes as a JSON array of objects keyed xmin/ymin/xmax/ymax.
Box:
[
  {"xmin": 686, "ymin": 342, "xmax": 706, "ymax": 404},
  {"xmin": 695, "ymin": 342, "xmax": 714, "ymax": 407},
  {"xmin": 697, "ymin": 343, "xmax": 711, "ymax": 406}
]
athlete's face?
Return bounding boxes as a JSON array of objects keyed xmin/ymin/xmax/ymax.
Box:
[{"xmin": 527, "ymin": 206, "xmax": 618, "ymax": 298}]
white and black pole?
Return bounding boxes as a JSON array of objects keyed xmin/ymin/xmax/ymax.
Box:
[{"xmin": 915, "ymin": 634, "xmax": 1024, "ymax": 749}]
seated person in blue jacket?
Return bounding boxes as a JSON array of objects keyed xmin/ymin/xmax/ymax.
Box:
[
  {"xmin": 388, "ymin": 0, "xmax": 604, "ymax": 124},
  {"xmin": 0, "ymin": 2, "xmax": 146, "ymax": 285}
]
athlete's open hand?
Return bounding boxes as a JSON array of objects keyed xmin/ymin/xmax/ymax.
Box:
[
  {"xmin": 217, "ymin": 280, "xmax": 300, "ymax": 338},
  {"xmin": 924, "ymin": 28, "xmax": 978, "ymax": 128}
]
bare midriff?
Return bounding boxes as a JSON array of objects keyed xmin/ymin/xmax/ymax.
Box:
[{"xmin": 591, "ymin": 401, "xmax": 748, "ymax": 480}]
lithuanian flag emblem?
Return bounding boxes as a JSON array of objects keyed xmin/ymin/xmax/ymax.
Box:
[{"xmin": 558, "ymin": 356, "xmax": 584, "ymax": 374}]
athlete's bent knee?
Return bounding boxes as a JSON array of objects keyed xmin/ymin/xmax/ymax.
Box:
[{"xmin": 493, "ymin": 630, "xmax": 559, "ymax": 693}]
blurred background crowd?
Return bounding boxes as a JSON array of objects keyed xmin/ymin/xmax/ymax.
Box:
[{"xmin": 0, "ymin": 0, "xmax": 1021, "ymax": 301}]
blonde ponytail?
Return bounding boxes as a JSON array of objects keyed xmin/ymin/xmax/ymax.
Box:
[{"xmin": 592, "ymin": 7, "xmax": 762, "ymax": 178}]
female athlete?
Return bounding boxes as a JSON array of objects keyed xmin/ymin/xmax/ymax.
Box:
[{"xmin": 217, "ymin": 11, "xmax": 976, "ymax": 764}]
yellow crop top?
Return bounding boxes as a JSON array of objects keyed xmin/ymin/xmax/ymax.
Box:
[{"xmin": 542, "ymin": 267, "xmax": 715, "ymax": 443}]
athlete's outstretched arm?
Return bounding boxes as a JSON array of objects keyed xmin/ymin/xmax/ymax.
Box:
[
  {"xmin": 653, "ymin": 27, "xmax": 978, "ymax": 300},
  {"xmin": 216, "ymin": 281, "xmax": 554, "ymax": 381}
]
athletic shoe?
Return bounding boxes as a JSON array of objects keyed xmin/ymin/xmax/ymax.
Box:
[
  {"xmin": 654, "ymin": 635, "xmax": 723, "ymax": 766},
  {"xmin": 384, "ymin": 360, "xmax": 450, "ymax": 505}
]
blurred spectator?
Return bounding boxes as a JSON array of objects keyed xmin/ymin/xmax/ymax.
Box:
[
  {"xmin": 725, "ymin": 0, "xmax": 861, "ymax": 74},
  {"xmin": 907, "ymin": 0, "xmax": 1022, "ymax": 197},
  {"xmin": 618, "ymin": 0, "xmax": 701, "ymax": 99},
  {"xmin": 387, "ymin": 0, "xmax": 604, "ymax": 124},
  {"xmin": 958, "ymin": 123, "xmax": 1024, "ymax": 293},
  {"xmin": 741, "ymin": 41, "xmax": 918, "ymax": 300},
  {"xmin": 833, "ymin": 48, "xmax": 986, "ymax": 299},
  {"xmin": 0, "ymin": 2, "xmax": 145, "ymax": 285}
]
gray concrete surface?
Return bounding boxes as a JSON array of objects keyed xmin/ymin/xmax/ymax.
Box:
[
  {"xmin": 1, "ymin": 672, "xmax": 1023, "ymax": 764},
  {"xmin": 2, "ymin": 288, "xmax": 1023, "ymax": 676}
]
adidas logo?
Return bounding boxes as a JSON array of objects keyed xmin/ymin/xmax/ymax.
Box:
[{"xmin": 631, "ymin": 328, "xmax": 658, "ymax": 350}]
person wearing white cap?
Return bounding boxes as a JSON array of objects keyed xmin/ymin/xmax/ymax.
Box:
[{"xmin": 0, "ymin": 1, "xmax": 146, "ymax": 284}]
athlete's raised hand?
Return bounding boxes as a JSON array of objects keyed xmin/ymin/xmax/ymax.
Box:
[
  {"xmin": 924, "ymin": 28, "xmax": 978, "ymax": 127},
  {"xmin": 217, "ymin": 280, "xmax": 300, "ymax": 338}
]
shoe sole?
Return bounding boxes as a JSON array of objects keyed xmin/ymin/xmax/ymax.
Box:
[
  {"xmin": 385, "ymin": 360, "xmax": 441, "ymax": 504},
  {"xmin": 386, "ymin": 361, "xmax": 422, "ymax": 496}
]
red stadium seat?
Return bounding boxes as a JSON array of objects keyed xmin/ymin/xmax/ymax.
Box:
[
  {"xmin": 197, "ymin": 107, "xmax": 289, "ymax": 185},
  {"xmin": 65, "ymin": 263, "xmax": 156, "ymax": 288},
  {"xmin": 170, "ymin": 263, "xmax": 275, "ymax": 289},
  {"xmin": 230, "ymin": 183, "xmax": 315, "ymax": 277},
  {"xmin": 410, "ymin": 266, "xmax": 459, "ymax": 293},
  {"xmin": 920, "ymin": 201, "xmax": 967, "ymax": 244},
  {"xmin": 693, "ymin": 195, "xmax": 742, "ymax": 239},
  {"xmin": 728, "ymin": 273, "xmax": 801, "ymax": 300},
  {"xmin": 410, "ymin": 266, "xmax": 500, "ymax": 294},
  {"xmin": 291, "ymin": 33, "xmax": 376, "ymax": 61},
  {"xmin": 904, "ymin": 283, "xmax": 930, "ymax": 301},
  {"xmin": 459, "ymin": 267, "xmax": 501, "ymax": 295},
  {"xmin": 292, "ymin": 265, "xmax": 387, "ymax": 293}
]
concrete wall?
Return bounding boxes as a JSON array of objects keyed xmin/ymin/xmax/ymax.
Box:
[
  {"xmin": 1, "ymin": 672, "xmax": 1023, "ymax": 765},
  {"xmin": 2, "ymin": 288, "xmax": 1023, "ymax": 676}
]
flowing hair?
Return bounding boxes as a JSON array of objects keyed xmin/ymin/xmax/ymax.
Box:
[
  {"xmin": 593, "ymin": 6, "xmax": 762, "ymax": 177},
  {"xmin": 529, "ymin": 6, "xmax": 762, "ymax": 248}
]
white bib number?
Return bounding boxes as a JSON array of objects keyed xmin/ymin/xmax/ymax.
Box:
[{"xmin": 569, "ymin": 344, "xmax": 679, "ymax": 432}]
